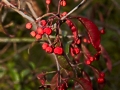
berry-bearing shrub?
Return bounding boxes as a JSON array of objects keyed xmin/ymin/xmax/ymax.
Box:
[{"xmin": 2, "ymin": 0, "xmax": 112, "ymax": 90}]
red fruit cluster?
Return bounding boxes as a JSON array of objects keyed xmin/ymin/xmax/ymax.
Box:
[
  {"xmin": 58, "ymin": 83, "xmax": 67, "ymax": 90},
  {"xmin": 97, "ymin": 72, "xmax": 105, "ymax": 84},
  {"xmin": 60, "ymin": 0, "xmax": 67, "ymax": 7},
  {"xmin": 26, "ymin": 21, "xmax": 52, "ymax": 40},
  {"xmin": 85, "ymin": 56, "xmax": 96, "ymax": 65},
  {"xmin": 42, "ymin": 43, "xmax": 53, "ymax": 53},
  {"xmin": 70, "ymin": 47, "xmax": 80, "ymax": 56}
]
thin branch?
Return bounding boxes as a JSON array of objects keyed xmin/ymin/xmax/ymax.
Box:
[
  {"xmin": 2, "ymin": 0, "xmax": 35, "ymax": 23},
  {"xmin": 61, "ymin": 0, "xmax": 86, "ymax": 20},
  {"xmin": 26, "ymin": 1, "xmax": 38, "ymax": 19}
]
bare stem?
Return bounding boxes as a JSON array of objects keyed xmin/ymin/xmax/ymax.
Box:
[{"xmin": 61, "ymin": 0, "xmax": 86, "ymax": 20}]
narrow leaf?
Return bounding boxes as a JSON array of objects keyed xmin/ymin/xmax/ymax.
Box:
[
  {"xmin": 100, "ymin": 45, "xmax": 112, "ymax": 72},
  {"xmin": 78, "ymin": 17, "xmax": 101, "ymax": 51}
]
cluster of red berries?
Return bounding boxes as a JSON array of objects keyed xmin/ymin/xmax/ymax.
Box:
[
  {"xmin": 26, "ymin": 20, "xmax": 52, "ymax": 40},
  {"xmin": 85, "ymin": 56, "xmax": 96, "ymax": 65},
  {"xmin": 97, "ymin": 72, "xmax": 105, "ymax": 84},
  {"xmin": 42, "ymin": 42, "xmax": 63, "ymax": 55}
]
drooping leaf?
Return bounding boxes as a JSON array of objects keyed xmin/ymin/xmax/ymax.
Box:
[
  {"xmin": 78, "ymin": 17, "xmax": 101, "ymax": 51},
  {"xmin": 82, "ymin": 71, "xmax": 91, "ymax": 83},
  {"xmin": 50, "ymin": 73, "xmax": 58, "ymax": 90},
  {"xmin": 89, "ymin": 65, "xmax": 100, "ymax": 78},
  {"xmin": 81, "ymin": 44, "xmax": 91, "ymax": 59},
  {"xmin": 100, "ymin": 45, "xmax": 112, "ymax": 72},
  {"xmin": 37, "ymin": 73, "xmax": 46, "ymax": 85},
  {"xmin": 65, "ymin": 19, "xmax": 78, "ymax": 39},
  {"xmin": 75, "ymin": 78, "xmax": 93, "ymax": 90}
]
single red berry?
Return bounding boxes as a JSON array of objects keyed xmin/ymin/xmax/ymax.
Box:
[
  {"xmin": 26, "ymin": 22, "xmax": 32, "ymax": 29},
  {"xmin": 60, "ymin": 0, "xmax": 66, "ymax": 7},
  {"xmin": 42, "ymin": 43, "xmax": 49, "ymax": 50},
  {"xmin": 44, "ymin": 27, "xmax": 52, "ymax": 35},
  {"xmin": 54, "ymin": 47, "xmax": 63, "ymax": 55},
  {"xmin": 100, "ymin": 29, "xmax": 105, "ymax": 34},
  {"xmin": 61, "ymin": 12, "xmax": 67, "ymax": 17},
  {"xmin": 36, "ymin": 27, "xmax": 44, "ymax": 35},
  {"xmin": 35, "ymin": 34, "xmax": 42, "ymax": 40},
  {"xmin": 99, "ymin": 72, "xmax": 105, "ymax": 78},
  {"xmin": 74, "ymin": 48, "xmax": 80, "ymax": 54},
  {"xmin": 46, "ymin": 0, "xmax": 51, "ymax": 5},
  {"xmin": 97, "ymin": 77, "xmax": 105, "ymax": 84},
  {"xmin": 83, "ymin": 38, "xmax": 88, "ymax": 43},
  {"xmin": 30, "ymin": 31, "xmax": 36, "ymax": 37},
  {"xmin": 46, "ymin": 46, "xmax": 53, "ymax": 53},
  {"xmin": 89, "ymin": 56, "xmax": 94, "ymax": 62},
  {"xmin": 41, "ymin": 20, "xmax": 47, "ymax": 26},
  {"xmin": 85, "ymin": 60, "xmax": 91, "ymax": 65}
]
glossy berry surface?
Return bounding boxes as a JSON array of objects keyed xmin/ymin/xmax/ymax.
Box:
[
  {"xmin": 37, "ymin": 27, "xmax": 44, "ymax": 35},
  {"xmin": 30, "ymin": 31, "xmax": 36, "ymax": 37},
  {"xmin": 35, "ymin": 34, "xmax": 42, "ymax": 40},
  {"xmin": 44, "ymin": 27, "xmax": 52, "ymax": 35},
  {"xmin": 42, "ymin": 43, "xmax": 49, "ymax": 50},
  {"xmin": 46, "ymin": 46, "xmax": 53, "ymax": 53},
  {"xmin": 74, "ymin": 47, "xmax": 80, "ymax": 54},
  {"xmin": 97, "ymin": 77, "xmax": 105, "ymax": 84},
  {"xmin": 54, "ymin": 47, "xmax": 63, "ymax": 55},
  {"xmin": 26, "ymin": 22, "xmax": 32, "ymax": 29},
  {"xmin": 40, "ymin": 20, "xmax": 47, "ymax": 26},
  {"xmin": 100, "ymin": 72, "xmax": 105, "ymax": 78},
  {"xmin": 46, "ymin": 0, "xmax": 51, "ymax": 5},
  {"xmin": 85, "ymin": 60, "xmax": 91, "ymax": 65}
]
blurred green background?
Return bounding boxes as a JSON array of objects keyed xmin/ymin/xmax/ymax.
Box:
[{"xmin": 0, "ymin": 0, "xmax": 120, "ymax": 90}]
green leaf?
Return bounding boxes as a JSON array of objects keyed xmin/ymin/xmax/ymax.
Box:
[
  {"xmin": 20, "ymin": 69, "xmax": 30, "ymax": 79},
  {"xmin": 0, "ymin": 66, "xmax": 6, "ymax": 78}
]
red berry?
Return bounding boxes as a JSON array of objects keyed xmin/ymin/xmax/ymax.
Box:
[
  {"xmin": 99, "ymin": 72, "xmax": 105, "ymax": 78},
  {"xmin": 85, "ymin": 60, "xmax": 91, "ymax": 65},
  {"xmin": 83, "ymin": 38, "xmax": 88, "ymax": 43},
  {"xmin": 74, "ymin": 48, "xmax": 80, "ymax": 54},
  {"xmin": 100, "ymin": 29, "xmax": 105, "ymax": 34},
  {"xmin": 60, "ymin": 0, "xmax": 66, "ymax": 7},
  {"xmin": 36, "ymin": 27, "xmax": 44, "ymax": 35},
  {"xmin": 46, "ymin": 0, "xmax": 51, "ymax": 5},
  {"xmin": 61, "ymin": 12, "xmax": 67, "ymax": 17},
  {"xmin": 89, "ymin": 56, "xmax": 94, "ymax": 62},
  {"xmin": 97, "ymin": 77, "xmax": 104, "ymax": 84},
  {"xmin": 42, "ymin": 43, "xmax": 49, "ymax": 50},
  {"xmin": 44, "ymin": 27, "xmax": 52, "ymax": 35},
  {"xmin": 35, "ymin": 34, "xmax": 42, "ymax": 40},
  {"xmin": 30, "ymin": 31, "xmax": 36, "ymax": 37},
  {"xmin": 54, "ymin": 47, "xmax": 63, "ymax": 55},
  {"xmin": 46, "ymin": 46, "xmax": 53, "ymax": 53},
  {"xmin": 26, "ymin": 22, "xmax": 32, "ymax": 29},
  {"xmin": 41, "ymin": 20, "xmax": 47, "ymax": 26}
]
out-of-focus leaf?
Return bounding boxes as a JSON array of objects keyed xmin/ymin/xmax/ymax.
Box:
[
  {"xmin": 89, "ymin": 65, "xmax": 99, "ymax": 78},
  {"xmin": 100, "ymin": 45, "xmax": 112, "ymax": 72},
  {"xmin": 37, "ymin": 73, "xmax": 46, "ymax": 85},
  {"xmin": 50, "ymin": 73, "xmax": 58, "ymax": 90},
  {"xmin": 78, "ymin": 17, "xmax": 101, "ymax": 51},
  {"xmin": 64, "ymin": 41, "xmax": 71, "ymax": 54},
  {"xmin": 82, "ymin": 71, "xmax": 91, "ymax": 83},
  {"xmin": 20, "ymin": 69, "xmax": 30, "ymax": 79},
  {"xmin": 9, "ymin": 69, "xmax": 20, "ymax": 82},
  {"xmin": 81, "ymin": 44, "xmax": 91, "ymax": 59},
  {"xmin": 75, "ymin": 78, "xmax": 93, "ymax": 90},
  {"xmin": 0, "ymin": 66, "xmax": 6, "ymax": 78},
  {"xmin": 29, "ymin": 62, "xmax": 36, "ymax": 69}
]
